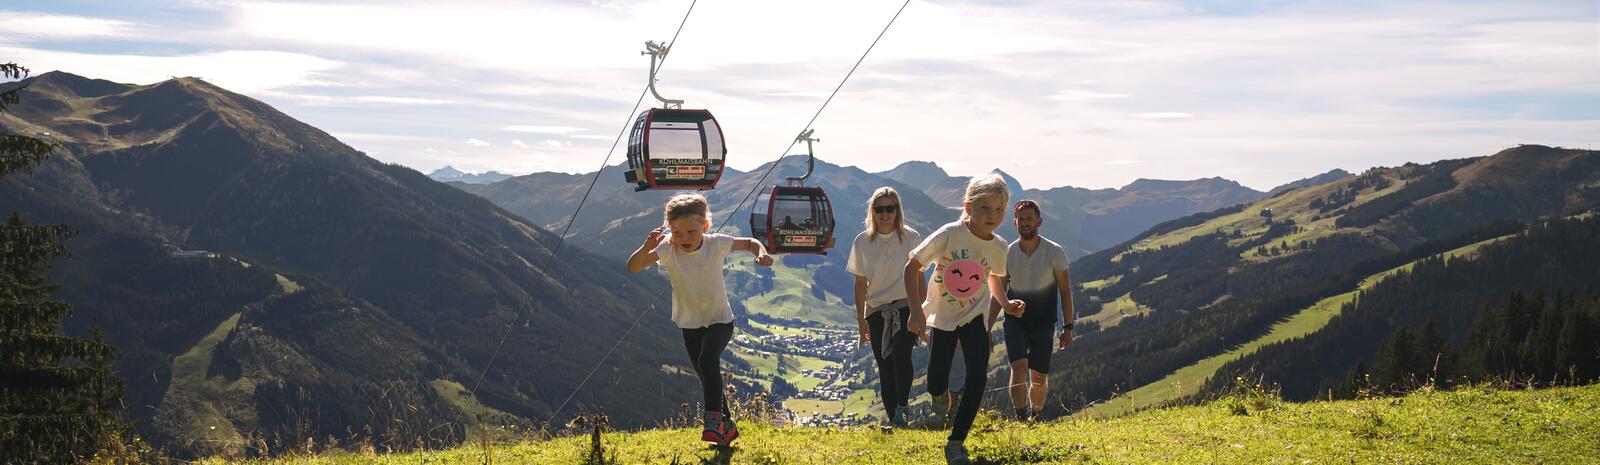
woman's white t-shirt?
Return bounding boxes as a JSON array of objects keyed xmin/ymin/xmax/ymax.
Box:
[
  {"xmin": 845, "ymin": 228, "xmax": 923, "ymax": 313},
  {"xmin": 910, "ymin": 221, "xmax": 1009, "ymax": 331},
  {"xmin": 654, "ymin": 233, "xmax": 736, "ymax": 329}
]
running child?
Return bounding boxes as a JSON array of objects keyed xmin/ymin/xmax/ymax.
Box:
[
  {"xmin": 627, "ymin": 193, "xmax": 774, "ymax": 447},
  {"xmin": 904, "ymin": 174, "xmax": 1023, "ymax": 464}
]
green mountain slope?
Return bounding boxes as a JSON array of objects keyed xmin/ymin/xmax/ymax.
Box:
[{"xmin": 1049, "ymin": 145, "xmax": 1599, "ymax": 417}]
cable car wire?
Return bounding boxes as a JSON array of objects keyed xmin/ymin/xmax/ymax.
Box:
[
  {"xmin": 539, "ymin": 0, "xmax": 914, "ymax": 431},
  {"xmin": 467, "ymin": 0, "xmax": 702, "ymax": 399}
]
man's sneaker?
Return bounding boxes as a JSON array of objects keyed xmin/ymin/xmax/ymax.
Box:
[
  {"xmin": 717, "ymin": 411, "xmax": 739, "ymax": 446},
  {"xmin": 943, "ymin": 441, "xmax": 970, "ymax": 465},
  {"xmin": 891, "ymin": 406, "xmax": 911, "ymax": 428}
]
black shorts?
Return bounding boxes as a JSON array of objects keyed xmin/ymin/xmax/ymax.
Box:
[{"xmin": 1003, "ymin": 319, "xmax": 1053, "ymax": 374}]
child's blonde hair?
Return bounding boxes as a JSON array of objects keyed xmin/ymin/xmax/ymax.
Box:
[
  {"xmin": 864, "ymin": 187, "xmax": 912, "ymax": 242},
  {"xmin": 962, "ymin": 173, "xmax": 1011, "ymax": 220},
  {"xmin": 664, "ymin": 193, "xmax": 711, "ymax": 224}
]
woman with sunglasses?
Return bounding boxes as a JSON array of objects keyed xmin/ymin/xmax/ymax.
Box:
[{"xmin": 845, "ymin": 187, "xmax": 923, "ymax": 429}]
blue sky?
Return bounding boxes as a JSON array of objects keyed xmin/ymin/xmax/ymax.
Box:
[{"xmin": 3, "ymin": 0, "xmax": 1597, "ymax": 190}]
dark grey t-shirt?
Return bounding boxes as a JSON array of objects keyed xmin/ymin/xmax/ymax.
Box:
[{"xmin": 1004, "ymin": 237, "xmax": 1069, "ymax": 331}]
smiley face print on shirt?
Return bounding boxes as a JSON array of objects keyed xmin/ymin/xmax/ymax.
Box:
[{"xmin": 932, "ymin": 248, "xmax": 992, "ymax": 310}]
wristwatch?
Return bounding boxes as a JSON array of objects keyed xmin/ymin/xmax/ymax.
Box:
[{"xmin": 1063, "ymin": 322, "xmax": 1074, "ymax": 331}]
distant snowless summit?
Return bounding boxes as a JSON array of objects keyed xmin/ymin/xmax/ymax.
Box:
[{"xmin": 427, "ymin": 165, "xmax": 513, "ymax": 184}]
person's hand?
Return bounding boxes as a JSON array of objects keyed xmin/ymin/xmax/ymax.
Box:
[
  {"xmin": 644, "ymin": 226, "xmax": 667, "ymax": 249},
  {"xmin": 1059, "ymin": 328, "xmax": 1073, "ymax": 350},
  {"xmin": 856, "ymin": 318, "xmax": 870, "ymax": 348},
  {"xmin": 754, "ymin": 254, "xmax": 774, "ymax": 267},
  {"xmin": 1004, "ymin": 299, "xmax": 1026, "ymax": 318}
]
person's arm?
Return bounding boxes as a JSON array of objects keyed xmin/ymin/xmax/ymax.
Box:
[
  {"xmin": 1057, "ymin": 268, "xmax": 1074, "ymax": 350},
  {"xmin": 733, "ymin": 237, "xmax": 775, "ymax": 266},
  {"xmin": 989, "ymin": 274, "xmax": 1023, "ymax": 331},
  {"xmin": 854, "ymin": 275, "xmax": 870, "ymax": 347},
  {"xmin": 904, "ymin": 256, "xmax": 926, "ymax": 337},
  {"xmin": 627, "ymin": 227, "xmax": 666, "ymax": 273}
]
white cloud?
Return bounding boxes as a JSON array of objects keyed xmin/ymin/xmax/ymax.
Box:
[
  {"xmin": 466, "ymin": 138, "xmax": 492, "ymax": 147},
  {"xmin": 332, "ymin": 132, "xmax": 432, "ymax": 142},
  {"xmin": 261, "ymin": 93, "xmax": 455, "ymax": 106},
  {"xmin": 1048, "ymin": 90, "xmax": 1133, "ymax": 101},
  {"xmin": 0, "ymin": 11, "xmax": 138, "ymax": 41},
  {"xmin": 502, "ymin": 125, "xmax": 589, "ymax": 134},
  {"xmin": 1135, "ymin": 112, "xmax": 1195, "ymax": 120},
  {"xmin": 1, "ymin": 46, "xmax": 340, "ymax": 93},
  {"xmin": 512, "ymin": 139, "xmax": 530, "ymax": 148}
]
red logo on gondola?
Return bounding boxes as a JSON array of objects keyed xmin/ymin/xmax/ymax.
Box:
[
  {"xmin": 783, "ymin": 235, "xmax": 817, "ymax": 246},
  {"xmin": 667, "ymin": 166, "xmax": 705, "ymax": 179}
]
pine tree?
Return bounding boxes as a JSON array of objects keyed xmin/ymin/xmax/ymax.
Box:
[
  {"xmin": 1369, "ymin": 327, "xmax": 1417, "ymax": 394},
  {"xmin": 1, "ymin": 62, "xmax": 128, "ymax": 463},
  {"xmin": 1416, "ymin": 319, "xmax": 1450, "ymax": 388}
]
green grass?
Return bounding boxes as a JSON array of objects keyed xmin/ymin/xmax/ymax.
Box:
[
  {"xmin": 1080, "ymin": 275, "xmax": 1121, "ymax": 290},
  {"xmin": 273, "ymin": 273, "xmax": 302, "ymax": 294},
  {"xmin": 429, "ymin": 379, "xmax": 520, "ymax": 429},
  {"xmin": 734, "ymin": 261, "xmax": 853, "ymax": 325},
  {"xmin": 202, "ymin": 384, "xmax": 1600, "ymax": 464},
  {"xmin": 782, "ymin": 389, "xmax": 879, "ymax": 418},
  {"xmin": 1079, "ymin": 292, "xmax": 1150, "ymax": 329},
  {"xmin": 155, "ymin": 312, "xmax": 256, "ymax": 456}
]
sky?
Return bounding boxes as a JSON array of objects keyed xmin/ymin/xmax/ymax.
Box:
[{"xmin": 2, "ymin": 0, "xmax": 1597, "ymax": 191}]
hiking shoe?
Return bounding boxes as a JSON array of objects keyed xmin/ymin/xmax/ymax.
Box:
[
  {"xmin": 701, "ymin": 411, "xmax": 723, "ymax": 444},
  {"xmin": 891, "ymin": 406, "xmax": 911, "ymax": 428},
  {"xmin": 943, "ymin": 441, "xmax": 970, "ymax": 465},
  {"xmin": 928, "ymin": 393, "xmax": 950, "ymax": 428}
]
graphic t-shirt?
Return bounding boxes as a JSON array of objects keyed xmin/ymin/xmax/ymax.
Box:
[
  {"xmin": 910, "ymin": 221, "xmax": 1009, "ymax": 331},
  {"xmin": 1005, "ymin": 236, "xmax": 1070, "ymax": 331},
  {"xmin": 654, "ymin": 233, "xmax": 736, "ymax": 329},
  {"xmin": 846, "ymin": 228, "xmax": 923, "ymax": 312}
]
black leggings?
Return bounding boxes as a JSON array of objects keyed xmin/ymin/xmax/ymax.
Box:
[
  {"xmin": 927, "ymin": 317, "xmax": 990, "ymax": 441},
  {"xmin": 682, "ymin": 322, "xmax": 734, "ymax": 413},
  {"xmin": 866, "ymin": 308, "xmax": 915, "ymax": 413}
]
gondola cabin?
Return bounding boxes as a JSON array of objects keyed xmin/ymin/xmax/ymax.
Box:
[
  {"xmin": 750, "ymin": 185, "xmax": 836, "ymax": 254},
  {"xmin": 623, "ymin": 108, "xmax": 726, "ymax": 191}
]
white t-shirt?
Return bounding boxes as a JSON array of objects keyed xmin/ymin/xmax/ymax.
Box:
[
  {"xmin": 910, "ymin": 221, "xmax": 1009, "ymax": 331},
  {"xmin": 1005, "ymin": 237, "xmax": 1070, "ymax": 330},
  {"xmin": 654, "ymin": 233, "xmax": 736, "ymax": 329},
  {"xmin": 846, "ymin": 227, "xmax": 923, "ymax": 312}
]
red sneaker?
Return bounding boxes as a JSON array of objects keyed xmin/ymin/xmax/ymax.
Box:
[
  {"xmin": 718, "ymin": 413, "xmax": 739, "ymax": 447},
  {"xmin": 701, "ymin": 412, "xmax": 723, "ymax": 444}
]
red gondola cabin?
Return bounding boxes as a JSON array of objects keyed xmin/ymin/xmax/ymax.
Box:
[
  {"xmin": 750, "ymin": 185, "xmax": 836, "ymax": 254},
  {"xmin": 623, "ymin": 108, "xmax": 726, "ymax": 191}
]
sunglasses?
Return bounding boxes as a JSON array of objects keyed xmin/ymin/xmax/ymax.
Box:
[{"xmin": 873, "ymin": 205, "xmax": 899, "ymax": 214}]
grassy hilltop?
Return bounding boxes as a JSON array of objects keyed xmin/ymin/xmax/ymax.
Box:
[{"xmin": 201, "ymin": 383, "xmax": 1599, "ymax": 465}]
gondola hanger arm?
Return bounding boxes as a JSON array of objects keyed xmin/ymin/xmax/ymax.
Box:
[
  {"xmin": 787, "ymin": 129, "xmax": 819, "ymax": 186},
  {"xmin": 643, "ymin": 41, "xmax": 684, "ymax": 109}
]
